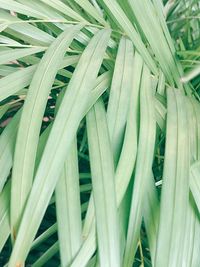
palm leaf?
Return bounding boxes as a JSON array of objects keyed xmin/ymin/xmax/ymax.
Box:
[
  {"xmin": 0, "ymin": 1, "xmax": 199, "ymax": 266},
  {"xmin": 8, "ymin": 28, "xmax": 110, "ymax": 266},
  {"xmin": 10, "ymin": 24, "xmax": 83, "ymax": 240},
  {"xmin": 155, "ymin": 88, "xmax": 190, "ymax": 266},
  {"xmin": 86, "ymin": 98, "xmax": 120, "ymax": 267}
]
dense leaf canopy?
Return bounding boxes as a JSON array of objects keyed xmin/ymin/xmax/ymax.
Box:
[{"xmin": 0, "ymin": 0, "xmax": 200, "ymax": 266}]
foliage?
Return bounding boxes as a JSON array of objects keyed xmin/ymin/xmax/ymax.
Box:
[{"xmin": 0, "ymin": 0, "xmax": 200, "ymax": 266}]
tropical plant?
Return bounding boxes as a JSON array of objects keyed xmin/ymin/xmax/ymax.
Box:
[{"xmin": 0, "ymin": 0, "xmax": 200, "ymax": 266}]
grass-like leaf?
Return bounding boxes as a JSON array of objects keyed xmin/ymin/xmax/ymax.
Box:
[
  {"xmin": 10, "ymin": 24, "xmax": 83, "ymax": 240},
  {"xmin": 8, "ymin": 28, "xmax": 111, "ymax": 266},
  {"xmin": 155, "ymin": 88, "xmax": 190, "ymax": 266},
  {"xmin": 86, "ymin": 98, "xmax": 120, "ymax": 267},
  {"xmin": 0, "ymin": 1, "xmax": 199, "ymax": 266}
]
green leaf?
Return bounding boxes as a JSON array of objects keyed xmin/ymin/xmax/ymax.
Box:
[
  {"xmin": 181, "ymin": 64, "xmax": 200, "ymax": 83},
  {"xmin": 155, "ymin": 88, "xmax": 190, "ymax": 267},
  {"xmin": 0, "ymin": 110, "xmax": 21, "ymax": 193},
  {"xmin": 10, "ymin": 24, "xmax": 83, "ymax": 240},
  {"xmin": 32, "ymin": 241, "xmax": 59, "ymax": 267},
  {"xmin": 0, "ymin": 181, "xmax": 10, "ymax": 252},
  {"xmin": 0, "ymin": 55, "xmax": 80, "ymax": 102},
  {"xmin": 190, "ymin": 161, "xmax": 200, "ymax": 213},
  {"xmin": 0, "ymin": 22, "xmax": 8, "ymax": 32},
  {"xmin": 40, "ymin": 0, "xmax": 86, "ymax": 22},
  {"xmin": 115, "ymin": 51, "xmax": 142, "ymax": 207},
  {"xmin": 71, "ymin": 222, "xmax": 96, "ymax": 267},
  {"xmin": 55, "ymin": 139, "xmax": 82, "ymax": 266},
  {"xmin": 86, "ymin": 98, "xmax": 121, "ymax": 267},
  {"xmin": 179, "ymin": 96, "xmax": 200, "ymax": 266},
  {"xmin": 0, "ymin": 10, "xmax": 54, "ymax": 46},
  {"xmin": 182, "ymin": 195, "xmax": 200, "ymax": 267},
  {"xmin": 127, "ymin": 0, "xmax": 181, "ymax": 87},
  {"xmin": 107, "ymin": 37, "xmax": 134, "ymax": 164},
  {"xmin": 74, "ymin": 52, "xmax": 143, "ymax": 267},
  {"xmin": 156, "ymin": 70, "xmax": 166, "ymax": 96},
  {"xmin": 74, "ymin": 0, "xmax": 108, "ymax": 26},
  {"xmin": 0, "ymin": 47, "xmax": 45, "ymax": 65},
  {"xmin": 8, "ymin": 28, "xmax": 111, "ymax": 266},
  {"xmin": 155, "ymin": 97, "xmax": 166, "ymax": 131},
  {"xmin": 31, "ymin": 223, "xmax": 57, "ymax": 250},
  {"xmin": 0, "ymin": 65, "xmax": 36, "ymax": 102},
  {"xmin": 0, "ymin": 104, "xmax": 10, "ymax": 120},
  {"xmin": 0, "ymin": 2, "xmax": 199, "ymax": 265},
  {"xmin": 143, "ymin": 173, "xmax": 159, "ymax": 263},
  {"xmin": 100, "ymin": 0, "xmax": 158, "ymax": 74},
  {"xmin": 0, "ymin": 0, "xmax": 48, "ymax": 19},
  {"xmin": 123, "ymin": 64, "xmax": 156, "ymax": 267}
]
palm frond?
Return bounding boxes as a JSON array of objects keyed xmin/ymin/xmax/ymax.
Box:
[{"xmin": 0, "ymin": 1, "xmax": 199, "ymax": 266}]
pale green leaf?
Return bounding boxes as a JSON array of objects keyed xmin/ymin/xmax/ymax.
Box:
[
  {"xmin": 86, "ymin": 98, "xmax": 121, "ymax": 267},
  {"xmin": 155, "ymin": 89, "xmax": 190, "ymax": 267},
  {"xmin": 0, "ymin": 110, "xmax": 21, "ymax": 193},
  {"xmin": 0, "ymin": 0, "xmax": 48, "ymax": 19},
  {"xmin": 10, "ymin": 24, "xmax": 83, "ymax": 239},
  {"xmin": 74, "ymin": 0, "xmax": 108, "ymax": 26},
  {"xmin": 55, "ymin": 139, "xmax": 82, "ymax": 267},
  {"xmin": 0, "ymin": 181, "xmax": 10, "ymax": 252},
  {"xmin": 0, "ymin": 55, "xmax": 80, "ymax": 102},
  {"xmin": 123, "ymin": 64, "xmax": 156, "ymax": 267},
  {"xmin": 40, "ymin": 0, "xmax": 86, "ymax": 22},
  {"xmin": 190, "ymin": 161, "xmax": 200, "ymax": 213},
  {"xmin": 0, "ymin": 47, "xmax": 45, "ymax": 65},
  {"xmin": 107, "ymin": 37, "xmax": 134, "ymax": 164},
  {"xmin": 100, "ymin": 0, "xmax": 158, "ymax": 74},
  {"xmin": 8, "ymin": 28, "xmax": 111, "ymax": 266},
  {"xmin": 0, "ymin": 10, "xmax": 54, "ymax": 46}
]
